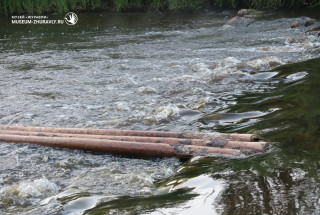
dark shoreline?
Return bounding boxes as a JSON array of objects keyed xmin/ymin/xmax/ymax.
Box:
[{"xmin": 1, "ymin": 0, "xmax": 320, "ymax": 16}]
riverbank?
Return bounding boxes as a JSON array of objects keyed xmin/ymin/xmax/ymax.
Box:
[{"xmin": 1, "ymin": 0, "xmax": 320, "ymax": 16}]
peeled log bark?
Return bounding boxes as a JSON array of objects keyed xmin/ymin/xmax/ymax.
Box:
[
  {"xmin": 0, "ymin": 125, "xmax": 267, "ymax": 157},
  {"xmin": 0, "ymin": 130, "xmax": 267, "ymax": 152},
  {"xmin": 225, "ymin": 141, "xmax": 267, "ymax": 152},
  {"xmin": 0, "ymin": 130, "xmax": 209, "ymax": 146},
  {"xmin": 0, "ymin": 125, "xmax": 260, "ymax": 142},
  {"xmin": 0, "ymin": 134, "xmax": 241, "ymax": 158}
]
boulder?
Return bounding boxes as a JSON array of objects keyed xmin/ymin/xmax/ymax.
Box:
[
  {"xmin": 226, "ymin": 9, "xmax": 262, "ymax": 26},
  {"xmin": 291, "ymin": 21, "xmax": 302, "ymax": 28},
  {"xmin": 291, "ymin": 18, "xmax": 316, "ymax": 28},
  {"xmin": 288, "ymin": 37, "xmax": 298, "ymax": 43},
  {"xmin": 226, "ymin": 16, "xmax": 253, "ymax": 25},
  {"xmin": 227, "ymin": 16, "xmax": 245, "ymax": 25},
  {"xmin": 269, "ymin": 61, "xmax": 281, "ymax": 68},
  {"xmin": 304, "ymin": 19, "xmax": 316, "ymax": 27},
  {"xmin": 297, "ymin": 36, "xmax": 308, "ymax": 42},
  {"xmin": 305, "ymin": 26, "xmax": 320, "ymax": 37},
  {"xmin": 237, "ymin": 9, "xmax": 261, "ymax": 18},
  {"xmin": 238, "ymin": 9, "xmax": 251, "ymax": 16},
  {"xmin": 288, "ymin": 36, "xmax": 308, "ymax": 44}
]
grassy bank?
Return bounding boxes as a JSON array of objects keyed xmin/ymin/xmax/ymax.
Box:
[{"xmin": 1, "ymin": 0, "xmax": 320, "ymax": 16}]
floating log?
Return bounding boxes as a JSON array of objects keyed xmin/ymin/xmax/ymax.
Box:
[
  {"xmin": 0, "ymin": 130, "xmax": 267, "ymax": 152},
  {"xmin": 0, "ymin": 134, "xmax": 241, "ymax": 158},
  {"xmin": 0, "ymin": 130, "xmax": 210, "ymax": 146},
  {"xmin": 0, "ymin": 125, "xmax": 260, "ymax": 142},
  {"xmin": 0, "ymin": 125, "xmax": 267, "ymax": 158}
]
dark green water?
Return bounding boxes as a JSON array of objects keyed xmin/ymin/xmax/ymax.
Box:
[{"xmin": 203, "ymin": 58, "xmax": 320, "ymax": 214}]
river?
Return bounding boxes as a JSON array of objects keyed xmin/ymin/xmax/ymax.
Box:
[{"xmin": 0, "ymin": 10, "xmax": 320, "ymax": 214}]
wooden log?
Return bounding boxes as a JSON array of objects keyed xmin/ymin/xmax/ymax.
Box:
[
  {"xmin": 225, "ymin": 141, "xmax": 267, "ymax": 152},
  {"xmin": 0, "ymin": 130, "xmax": 267, "ymax": 152},
  {"xmin": 0, "ymin": 125, "xmax": 260, "ymax": 142},
  {"xmin": 0, "ymin": 134, "xmax": 241, "ymax": 158},
  {"xmin": 0, "ymin": 130, "xmax": 209, "ymax": 146}
]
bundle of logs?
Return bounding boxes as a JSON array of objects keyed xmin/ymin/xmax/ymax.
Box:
[{"xmin": 0, "ymin": 125, "xmax": 268, "ymax": 159}]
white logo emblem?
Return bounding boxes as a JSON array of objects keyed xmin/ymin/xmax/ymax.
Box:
[{"xmin": 64, "ymin": 12, "xmax": 78, "ymax": 25}]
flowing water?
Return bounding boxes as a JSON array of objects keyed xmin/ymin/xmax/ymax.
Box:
[{"xmin": 0, "ymin": 10, "xmax": 320, "ymax": 214}]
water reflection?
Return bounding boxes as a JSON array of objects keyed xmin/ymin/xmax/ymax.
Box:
[
  {"xmin": 150, "ymin": 175, "xmax": 225, "ymax": 215},
  {"xmin": 203, "ymin": 58, "xmax": 320, "ymax": 213}
]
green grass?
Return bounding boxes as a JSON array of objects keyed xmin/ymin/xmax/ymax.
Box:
[{"xmin": 1, "ymin": 0, "xmax": 320, "ymax": 16}]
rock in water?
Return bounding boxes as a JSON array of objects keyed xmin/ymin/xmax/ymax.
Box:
[
  {"xmin": 305, "ymin": 26, "xmax": 320, "ymax": 37},
  {"xmin": 226, "ymin": 16, "xmax": 253, "ymax": 25},
  {"xmin": 288, "ymin": 36, "xmax": 308, "ymax": 43},
  {"xmin": 291, "ymin": 18, "xmax": 316, "ymax": 28},
  {"xmin": 237, "ymin": 9, "xmax": 261, "ymax": 18},
  {"xmin": 227, "ymin": 16, "xmax": 246, "ymax": 25},
  {"xmin": 288, "ymin": 37, "xmax": 298, "ymax": 43},
  {"xmin": 304, "ymin": 19, "xmax": 316, "ymax": 27},
  {"xmin": 226, "ymin": 9, "xmax": 262, "ymax": 26},
  {"xmin": 238, "ymin": 9, "xmax": 251, "ymax": 16},
  {"xmin": 291, "ymin": 21, "xmax": 302, "ymax": 28}
]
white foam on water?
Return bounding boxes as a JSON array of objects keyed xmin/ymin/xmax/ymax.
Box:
[
  {"xmin": 218, "ymin": 57, "xmax": 242, "ymax": 67},
  {"xmin": 190, "ymin": 62, "xmax": 211, "ymax": 75},
  {"xmin": 144, "ymin": 105, "xmax": 180, "ymax": 124},
  {"xmin": 246, "ymin": 56, "xmax": 283, "ymax": 70},
  {"xmin": 137, "ymin": 86, "xmax": 157, "ymax": 94},
  {"xmin": 290, "ymin": 168, "xmax": 307, "ymax": 181},
  {"xmin": 4, "ymin": 178, "xmax": 59, "ymax": 198},
  {"xmin": 111, "ymin": 101, "xmax": 131, "ymax": 112},
  {"xmin": 190, "ymin": 97, "xmax": 210, "ymax": 110},
  {"xmin": 189, "ymin": 57, "xmax": 244, "ymax": 82}
]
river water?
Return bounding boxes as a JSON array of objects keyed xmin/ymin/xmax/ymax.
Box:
[{"xmin": 0, "ymin": 10, "xmax": 320, "ymax": 214}]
